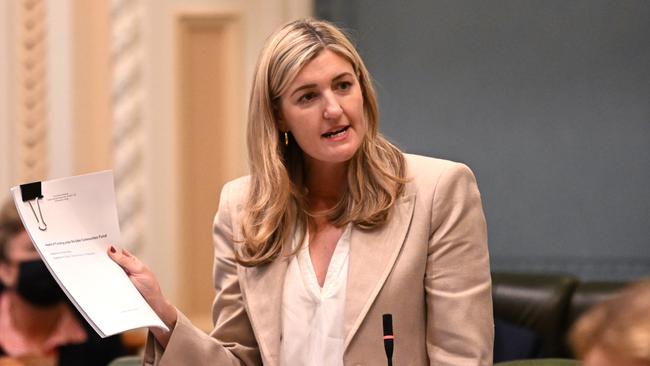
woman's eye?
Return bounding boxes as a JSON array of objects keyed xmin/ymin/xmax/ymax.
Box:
[
  {"xmin": 337, "ymin": 81, "xmax": 352, "ymax": 91},
  {"xmin": 298, "ymin": 92, "xmax": 317, "ymax": 103}
]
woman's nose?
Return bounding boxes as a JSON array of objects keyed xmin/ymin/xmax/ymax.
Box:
[{"xmin": 323, "ymin": 93, "xmax": 343, "ymax": 120}]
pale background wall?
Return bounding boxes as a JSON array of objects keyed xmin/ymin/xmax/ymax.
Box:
[{"xmin": 0, "ymin": 0, "xmax": 312, "ymax": 328}]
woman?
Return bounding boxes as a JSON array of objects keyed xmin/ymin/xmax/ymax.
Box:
[{"xmin": 109, "ymin": 19, "xmax": 493, "ymax": 365}]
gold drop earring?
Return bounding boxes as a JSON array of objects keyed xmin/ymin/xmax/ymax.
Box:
[{"xmin": 284, "ymin": 131, "xmax": 289, "ymax": 146}]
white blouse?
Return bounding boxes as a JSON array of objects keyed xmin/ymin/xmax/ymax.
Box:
[{"xmin": 280, "ymin": 224, "xmax": 352, "ymax": 366}]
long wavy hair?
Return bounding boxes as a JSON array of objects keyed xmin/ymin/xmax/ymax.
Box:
[{"xmin": 238, "ymin": 19, "xmax": 407, "ymax": 266}]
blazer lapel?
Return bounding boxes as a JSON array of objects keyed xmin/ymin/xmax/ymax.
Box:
[
  {"xmin": 343, "ymin": 191, "xmax": 416, "ymax": 349},
  {"xmin": 240, "ymin": 189, "xmax": 416, "ymax": 361},
  {"xmin": 240, "ymin": 247, "xmax": 290, "ymax": 366}
]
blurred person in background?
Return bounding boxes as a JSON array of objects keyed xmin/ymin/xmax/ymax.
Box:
[
  {"xmin": 570, "ymin": 278, "xmax": 650, "ymax": 366},
  {"xmin": 0, "ymin": 199, "xmax": 126, "ymax": 366}
]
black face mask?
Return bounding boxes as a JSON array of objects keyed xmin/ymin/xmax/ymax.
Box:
[{"xmin": 15, "ymin": 260, "xmax": 66, "ymax": 307}]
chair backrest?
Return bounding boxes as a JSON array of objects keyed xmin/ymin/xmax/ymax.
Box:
[
  {"xmin": 492, "ymin": 272, "xmax": 578, "ymax": 357},
  {"xmin": 108, "ymin": 356, "xmax": 142, "ymax": 366},
  {"xmin": 495, "ymin": 358, "xmax": 580, "ymax": 366},
  {"xmin": 568, "ymin": 281, "xmax": 626, "ymax": 325}
]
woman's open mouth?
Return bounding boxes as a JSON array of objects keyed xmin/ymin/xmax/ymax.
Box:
[{"xmin": 321, "ymin": 126, "xmax": 350, "ymax": 139}]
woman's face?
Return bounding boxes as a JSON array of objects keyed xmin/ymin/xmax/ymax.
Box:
[{"xmin": 279, "ymin": 49, "xmax": 365, "ymax": 169}]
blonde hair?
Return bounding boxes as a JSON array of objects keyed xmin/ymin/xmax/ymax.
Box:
[
  {"xmin": 570, "ymin": 278, "xmax": 650, "ymax": 363},
  {"xmin": 239, "ymin": 19, "xmax": 406, "ymax": 266}
]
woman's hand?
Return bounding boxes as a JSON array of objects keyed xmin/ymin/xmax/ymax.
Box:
[{"xmin": 107, "ymin": 246, "xmax": 178, "ymax": 347}]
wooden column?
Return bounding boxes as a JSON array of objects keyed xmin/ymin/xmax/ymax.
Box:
[
  {"xmin": 15, "ymin": 0, "xmax": 48, "ymax": 182},
  {"xmin": 72, "ymin": 0, "xmax": 112, "ymax": 174},
  {"xmin": 176, "ymin": 12, "xmax": 245, "ymax": 329}
]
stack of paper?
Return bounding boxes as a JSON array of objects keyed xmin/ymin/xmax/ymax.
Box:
[{"xmin": 11, "ymin": 171, "xmax": 168, "ymax": 337}]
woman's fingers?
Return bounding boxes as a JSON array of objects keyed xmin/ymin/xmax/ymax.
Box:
[
  {"xmin": 105, "ymin": 245, "xmax": 178, "ymax": 334},
  {"xmin": 107, "ymin": 245, "xmax": 142, "ymax": 275},
  {"xmin": 106, "ymin": 245, "xmax": 156, "ymax": 296}
]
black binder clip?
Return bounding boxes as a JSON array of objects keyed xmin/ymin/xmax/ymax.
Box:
[{"xmin": 20, "ymin": 181, "xmax": 47, "ymax": 231}]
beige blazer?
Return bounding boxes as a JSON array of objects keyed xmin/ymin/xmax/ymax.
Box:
[{"xmin": 144, "ymin": 154, "xmax": 494, "ymax": 366}]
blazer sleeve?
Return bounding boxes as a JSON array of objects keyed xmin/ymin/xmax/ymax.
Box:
[
  {"xmin": 425, "ymin": 163, "xmax": 494, "ymax": 366},
  {"xmin": 143, "ymin": 180, "xmax": 261, "ymax": 366}
]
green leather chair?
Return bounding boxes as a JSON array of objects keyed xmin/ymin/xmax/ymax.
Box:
[
  {"xmin": 108, "ymin": 355, "xmax": 142, "ymax": 366},
  {"xmin": 495, "ymin": 358, "xmax": 580, "ymax": 366}
]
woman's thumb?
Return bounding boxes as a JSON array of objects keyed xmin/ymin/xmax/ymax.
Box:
[{"xmin": 107, "ymin": 245, "xmax": 137, "ymax": 274}]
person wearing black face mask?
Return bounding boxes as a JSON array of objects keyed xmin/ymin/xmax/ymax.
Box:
[
  {"xmin": 0, "ymin": 199, "xmax": 127, "ymax": 366},
  {"xmin": 15, "ymin": 260, "xmax": 67, "ymax": 308}
]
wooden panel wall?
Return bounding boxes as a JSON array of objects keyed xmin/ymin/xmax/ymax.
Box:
[
  {"xmin": 72, "ymin": 0, "xmax": 112, "ymax": 174},
  {"xmin": 176, "ymin": 13, "xmax": 244, "ymax": 328}
]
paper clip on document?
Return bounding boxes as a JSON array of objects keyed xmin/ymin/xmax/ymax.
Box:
[{"xmin": 20, "ymin": 181, "xmax": 47, "ymax": 231}]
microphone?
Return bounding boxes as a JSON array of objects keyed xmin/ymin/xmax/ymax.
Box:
[{"xmin": 382, "ymin": 313, "xmax": 394, "ymax": 366}]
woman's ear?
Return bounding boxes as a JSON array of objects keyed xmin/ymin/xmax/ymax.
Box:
[
  {"xmin": 273, "ymin": 99, "xmax": 290, "ymax": 133},
  {"xmin": 277, "ymin": 120, "xmax": 287, "ymax": 133},
  {"xmin": 276, "ymin": 115, "xmax": 285, "ymax": 131},
  {"xmin": 273, "ymin": 98, "xmax": 285, "ymax": 126},
  {"xmin": 276, "ymin": 112, "xmax": 287, "ymax": 132}
]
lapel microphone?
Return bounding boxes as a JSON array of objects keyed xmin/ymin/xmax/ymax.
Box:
[{"xmin": 382, "ymin": 313, "xmax": 394, "ymax": 366}]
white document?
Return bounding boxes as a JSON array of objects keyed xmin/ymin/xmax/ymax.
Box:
[{"xmin": 10, "ymin": 170, "xmax": 168, "ymax": 337}]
